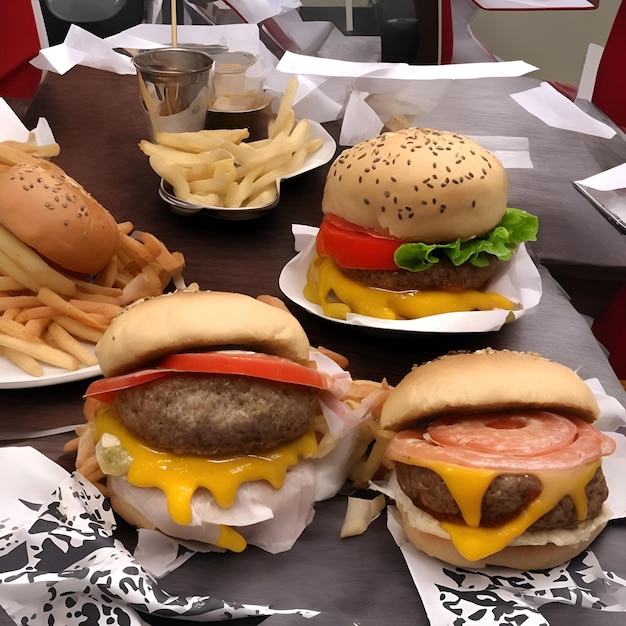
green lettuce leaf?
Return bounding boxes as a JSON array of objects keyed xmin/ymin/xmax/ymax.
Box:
[{"xmin": 393, "ymin": 207, "xmax": 538, "ymax": 272}]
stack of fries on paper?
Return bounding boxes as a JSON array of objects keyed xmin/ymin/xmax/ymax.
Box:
[
  {"xmin": 140, "ymin": 77, "xmax": 324, "ymax": 209},
  {"xmin": 0, "ymin": 138, "xmax": 186, "ymax": 378}
]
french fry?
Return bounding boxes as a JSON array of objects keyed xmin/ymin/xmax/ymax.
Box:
[
  {"xmin": 116, "ymin": 221, "xmax": 135, "ymax": 236},
  {"xmin": 92, "ymin": 258, "xmax": 120, "ymax": 289},
  {"xmin": 15, "ymin": 305, "xmax": 57, "ymax": 323},
  {"xmin": 135, "ymin": 231, "xmax": 185, "ymax": 273},
  {"xmin": 0, "ymin": 248, "xmax": 42, "ymax": 293},
  {"xmin": 155, "ymin": 128, "xmax": 251, "ymax": 153},
  {"xmin": 47, "ymin": 322, "xmax": 99, "ymax": 367},
  {"xmin": 72, "ymin": 279, "xmax": 123, "ymax": 298},
  {"xmin": 36, "ymin": 287, "xmax": 109, "ymax": 331},
  {"xmin": 246, "ymin": 185, "xmax": 278, "ymax": 208},
  {"xmin": 0, "ymin": 224, "xmax": 77, "ymax": 296},
  {"xmin": 1, "ymin": 307, "xmax": 21, "ymax": 321},
  {"xmin": 0, "ymin": 346, "xmax": 44, "ymax": 377},
  {"xmin": 0, "ymin": 295, "xmax": 41, "ymax": 311},
  {"xmin": 118, "ymin": 230, "xmax": 158, "ymax": 266},
  {"xmin": 118, "ymin": 264, "xmax": 163, "ymax": 305},
  {"xmin": 0, "ymin": 332, "xmax": 79, "ymax": 370},
  {"xmin": 149, "ymin": 154, "xmax": 194, "ymax": 202},
  {"xmin": 53, "ymin": 315, "xmax": 107, "ymax": 344},
  {"xmin": 0, "ymin": 142, "xmax": 42, "ymax": 166},
  {"xmin": 24, "ymin": 317, "xmax": 51, "ymax": 338},
  {"xmin": 0, "ymin": 139, "xmax": 60, "ymax": 158},
  {"xmin": 0, "ymin": 317, "xmax": 45, "ymax": 344},
  {"xmin": 69, "ymin": 299, "xmax": 121, "ymax": 322},
  {"xmin": 0, "ymin": 276, "xmax": 26, "ymax": 292},
  {"xmin": 268, "ymin": 76, "xmax": 299, "ymax": 139},
  {"xmin": 140, "ymin": 76, "xmax": 322, "ymax": 209}
]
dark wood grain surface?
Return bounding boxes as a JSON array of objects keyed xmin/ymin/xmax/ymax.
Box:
[{"xmin": 2, "ymin": 66, "xmax": 625, "ymax": 626}]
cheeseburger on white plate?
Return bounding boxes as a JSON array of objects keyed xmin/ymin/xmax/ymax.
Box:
[
  {"xmin": 72, "ymin": 289, "xmax": 362, "ymax": 553},
  {"xmin": 380, "ymin": 348, "xmax": 616, "ymax": 570},
  {"xmin": 304, "ymin": 128, "xmax": 538, "ymax": 320},
  {"xmin": 0, "ymin": 163, "xmax": 119, "ymax": 275}
]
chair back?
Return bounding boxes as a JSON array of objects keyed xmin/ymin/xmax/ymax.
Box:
[
  {"xmin": 40, "ymin": 0, "xmax": 143, "ymax": 44},
  {"xmin": 592, "ymin": 0, "xmax": 626, "ymax": 129},
  {"xmin": 44, "ymin": 0, "xmax": 127, "ymax": 22},
  {"xmin": 0, "ymin": 0, "xmax": 48, "ymax": 99},
  {"xmin": 410, "ymin": 0, "xmax": 453, "ymax": 64}
]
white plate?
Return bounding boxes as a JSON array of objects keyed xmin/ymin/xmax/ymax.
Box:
[
  {"xmin": 0, "ymin": 354, "xmax": 101, "ymax": 389},
  {"xmin": 159, "ymin": 120, "xmax": 337, "ymax": 220},
  {"xmin": 279, "ymin": 225, "xmax": 543, "ymax": 334}
]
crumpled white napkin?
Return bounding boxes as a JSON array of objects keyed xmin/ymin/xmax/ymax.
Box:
[{"xmin": 510, "ymin": 81, "xmax": 616, "ymax": 138}]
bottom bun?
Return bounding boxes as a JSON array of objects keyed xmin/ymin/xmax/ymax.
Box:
[
  {"xmin": 390, "ymin": 472, "xmax": 610, "ymax": 570},
  {"xmin": 107, "ymin": 461, "xmax": 318, "ymax": 554}
]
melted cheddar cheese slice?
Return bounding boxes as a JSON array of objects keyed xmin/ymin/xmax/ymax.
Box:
[
  {"xmin": 402, "ymin": 457, "xmax": 600, "ymax": 562},
  {"xmin": 95, "ymin": 407, "xmax": 318, "ymax": 528},
  {"xmin": 304, "ymin": 256, "xmax": 515, "ymax": 320}
]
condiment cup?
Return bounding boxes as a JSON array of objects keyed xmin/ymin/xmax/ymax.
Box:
[{"xmin": 133, "ymin": 47, "xmax": 213, "ymax": 140}]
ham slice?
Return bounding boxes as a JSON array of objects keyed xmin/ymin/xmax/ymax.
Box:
[{"xmin": 386, "ymin": 411, "xmax": 616, "ymax": 472}]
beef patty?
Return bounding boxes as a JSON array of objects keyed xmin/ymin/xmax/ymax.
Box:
[
  {"xmin": 114, "ymin": 373, "xmax": 319, "ymax": 457},
  {"xmin": 341, "ymin": 256, "xmax": 498, "ymax": 292},
  {"xmin": 396, "ymin": 464, "xmax": 608, "ymax": 530}
]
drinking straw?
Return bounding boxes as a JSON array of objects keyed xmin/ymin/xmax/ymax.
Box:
[{"xmin": 171, "ymin": 0, "xmax": 178, "ymax": 47}]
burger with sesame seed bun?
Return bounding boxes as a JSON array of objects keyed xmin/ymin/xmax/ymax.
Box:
[
  {"xmin": 303, "ymin": 128, "xmax": 538, "ymax": 321},
  {"xmin": 0, "ymin": 163, "xmax": 119, "ymax": 276}
]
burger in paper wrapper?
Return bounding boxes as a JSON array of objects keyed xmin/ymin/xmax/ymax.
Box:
[
  {"xmin": 73, "ymin": 289, "xmax": 367, "ymax": 553},
  {"xmin": 304, "ymin": 128, "xmax": 538, "ymax": 320},
  {"xmin": 381, "ymin": 348, "xmax": 616, "ymax": 569}
]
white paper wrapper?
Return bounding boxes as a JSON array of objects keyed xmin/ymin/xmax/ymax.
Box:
[
  {"xmin": 30, "ymin": 23, "xmax": 275, "ymax": 77},
  {"xmin": 27, "ymin": 22, "xmax": 540, "ymax": 147},
  {"xmin": 0, "ymin": 97, "xmax": 55, "ymax": 144},
  {"xmin": 275, "ymin": 53, "xmax": 537, "ymax": 143},
  {"xmin": 279, "ymin": 225, "xmax": 542, "ymax": 334},
  {"xmin": 576, "ymin": 162, "xmax": 626, "ymax": 192},
  {"xmin": 511, "ymin": 81, "xmax": 617, "ymax": 139},
  {"xmin": 0, "ymin": 451, "xmax": 319, "ymax": 624},
  {"xmin": 379, "ymin": 381, "xmax": 626, "ymax": 625}
]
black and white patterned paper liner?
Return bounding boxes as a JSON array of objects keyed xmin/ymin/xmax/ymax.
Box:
[
  {"xmin": 387, "ymin": 506, "xmax": 626, "ymax": 626},
  {"xmin": 0, "ymin": 464, "xmax": 319, "ymax": 625}
]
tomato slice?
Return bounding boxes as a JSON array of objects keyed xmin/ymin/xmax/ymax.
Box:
[
  {"xmin": 84, "ymin": 370, "xmax": 170, "ymax": 404},
  {"xmin": 316, "ymin": 216, "xmax": 402, "ymax": 270},
  {"xmin": 85, "ymin": 351, "xmax": 331, "ymax": 403}
]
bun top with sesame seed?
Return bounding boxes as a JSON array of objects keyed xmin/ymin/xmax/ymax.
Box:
[
  {"xmin": 0, "ymin": 164, "xmax": 119, "ymax": 275},
  {"xmin": 321, "ymin": 128, "xmax": 508, "ymax": 244}
]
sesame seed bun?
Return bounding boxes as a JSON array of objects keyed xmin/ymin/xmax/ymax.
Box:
[
  {"xmin": 95, "ymin": 290, "xmax": 313, "ymax": 377},
  {"xmin": 380, "ymin": 348, "xmax": 600, "ymax": 431},
  {"xmin": 0, "ymin": 164, "xmax": 119, "ymax": 275},
  {"xmin": 322, "ymin": 128, "xmax": 508, "ymax": 243}
]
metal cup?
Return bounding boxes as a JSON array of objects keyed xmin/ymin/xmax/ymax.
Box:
[{"xmin": 132, "ymin": 48, "xmax": 213, "ymax": 140}]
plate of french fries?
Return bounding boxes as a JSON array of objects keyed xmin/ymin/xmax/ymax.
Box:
[
  {"xmin": 0, "ymin": 139, "xmax": 187, "ymax": 388},
  {"xmin": 140, "ymin": 77, "xmax": 337, "ymax": 220}
]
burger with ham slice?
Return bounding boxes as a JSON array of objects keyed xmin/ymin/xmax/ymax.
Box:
[
  {"xmin": 73, "ymin": 289, "xmax": 357, "ymax": 554},
  {"xmin": 304, "ymin": 127, "xmax": 538, "ymax": 320},
  {"xmin": 380, "ymin": 348, "xmax": 616, "ymax": 569}
]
